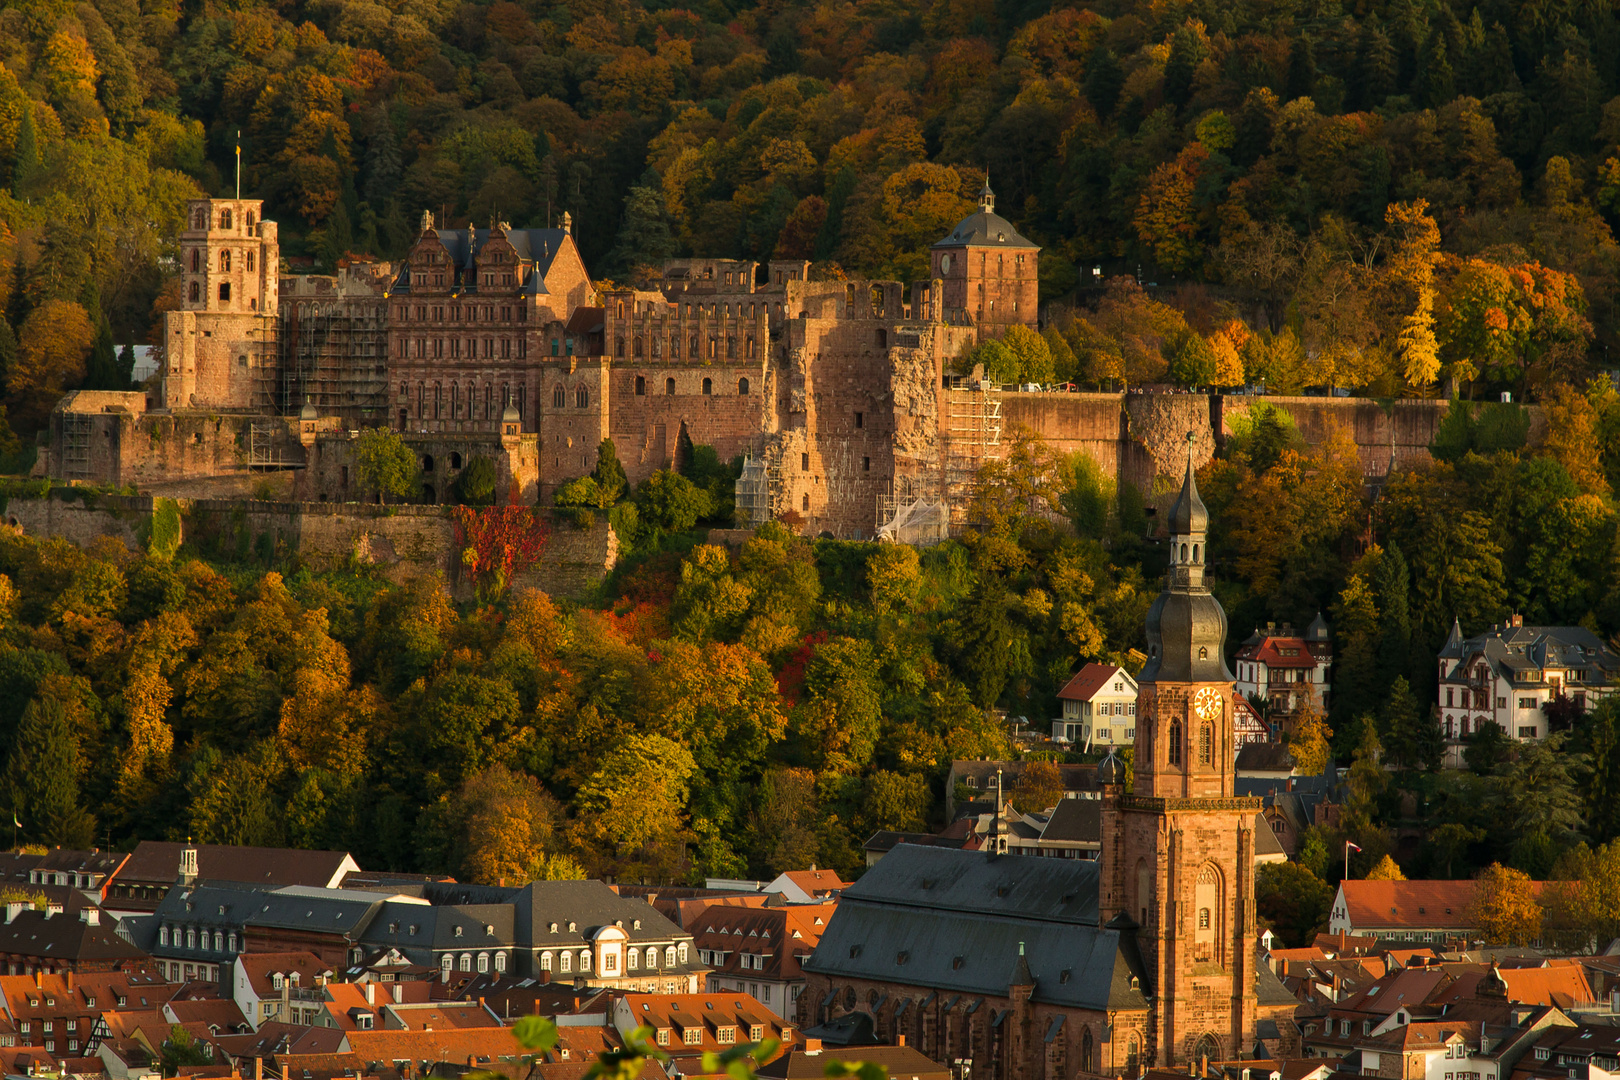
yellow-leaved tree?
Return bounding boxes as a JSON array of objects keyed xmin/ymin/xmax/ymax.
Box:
[{"xmin": 1468, "ymin": 863, "xmax": 1545, "ymax": 946}]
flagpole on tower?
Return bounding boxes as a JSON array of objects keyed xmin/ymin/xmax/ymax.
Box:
[
  {"xmin": 235, "ymin": 130, "xmax": 242, "ymax": 200},
  {"xmin": 1345, "ymin": 839, "xmax": 1362, "ymax": 882}
]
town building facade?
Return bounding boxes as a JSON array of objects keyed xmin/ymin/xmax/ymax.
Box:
[
  {"xmin": 1053, "ymin": 663, "xmax": 1138, "ymax": 748},
  {"xmin": 1436, "ymin": 617, "xmax": 1620, "ymax": 753},
  {"xmin": 1234, "ymin": 618, "xmax": 1332, "ymax": 737}
]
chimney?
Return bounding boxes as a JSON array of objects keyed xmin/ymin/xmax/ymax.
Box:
[
  {"xmin": 1512, "ymin": 614, "xmax": 1523, "ymax": 628},
  {"xmin": 896, "ymin": 1035, "xmax": 906, "ymax": 1047},
  {"xmin": 256, "ymin": 1057, "xmax": 264, "ymax": 1080},
  {"xmin": 65, "ymin": 972, "xmax": 72, "ymax": 992},
  {"xmin": 803, "ymin": 1039, "xmax": 822, "ymax": 1053},
  {"xmin": 365, "ymin": 984, "xmax": 375, "ymax": 1006},
  {"xmin": 79, "ymin": 909, "xmax": 99, "ymax": 926},
  {"xmin": 34, "ymin": 971, "xmax": 41, "ymax": 989},
  {"xmin": 5, "ymin": 902, "xmax": 21, "ymax": 924},
  {"xmin": 391, "ymin": 983, "xmax": 402, "ymax": 1004}
]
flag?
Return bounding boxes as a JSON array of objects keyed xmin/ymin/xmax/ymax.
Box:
[
  {"xmin": 1346, "ymin": 841, "xmax": 1362, "ymax": 853},
  {"xmin": 10, "ymin": 813, "xmax": 17, "ymax": 829}
]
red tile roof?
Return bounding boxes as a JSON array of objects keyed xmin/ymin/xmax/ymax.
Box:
[
  {"xmin": 1431, "ymin": 966, "xmax": 1595, "ymax": 1008},
  {"xmin": 777, "ymin": 870, "xmax": 843, "ymax": 897},
  {"xmin": 690, "ymin": 903, "xmax": 834, "ymax": 982},
  {"xmin": 1056, "ymin": 663, "xmax": 1128, "ymax": 702},
  {"xmin": 1238, "ymin": 637, "xmax": 1319, "ymax": 668},
  {"xmin": 1339, "ymin": 881, "xmax": 1483, "ymax": 930},
  {"xmin": 235, "ymin": 952, "xmax": 334, "ymax": 999}
]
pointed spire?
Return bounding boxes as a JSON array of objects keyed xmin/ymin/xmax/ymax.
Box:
[
  {"xmin": 1439, "ymin": 615, "xmax": 1465, "ymax": 659},
  {"xmin": 979, "ymin": 175, "xmax": 995, "ymax": 214},
  {"xmin": 1010, "ymin": 941, "xmax": 1034, "ymax": 987},
  {"xmin": 1167, "ymin": 432, "xmax": 1208, "ymax": 536}
]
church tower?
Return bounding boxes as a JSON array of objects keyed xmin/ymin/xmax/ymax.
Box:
[{"xmin": 1098, "ymin": 439, "xmax": 1259, "ymax": 1069}]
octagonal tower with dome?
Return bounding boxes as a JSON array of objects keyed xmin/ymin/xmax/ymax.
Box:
[{"xmin": 1096, "ymin": 436, "xmax": 1262, "ymax": 1069}]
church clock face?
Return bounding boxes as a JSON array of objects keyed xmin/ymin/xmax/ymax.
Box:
[
  {"xmin": 940, "ymin": 253, "xmax": 951, "ymax": 274},
  {"xmin": 1194, "ymin": 686, "xmax": 1224, "ymax": 721}
]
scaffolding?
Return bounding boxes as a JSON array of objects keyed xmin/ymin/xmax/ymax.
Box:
[
  {"xmin": 734, "ymin": 455, "xmax": 773, "ymax": 525},
  {"xmin": 943, "ymin": 383, "xmax": 1003, "ymax": 525},
  {"xmin": 248, "ymin": 419, "xmax": 289, "ymax": 468},
  {"xmin": 60, "ymin": 413, "xmax": 92, "ymax": 477},
  {"xmin": 272, "ymin": 295, "xmax": 389, "ymax": 425}
]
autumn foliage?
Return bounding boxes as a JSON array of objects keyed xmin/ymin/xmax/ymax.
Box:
[{"xmin": 453, "ymin": 506, "xmax": 551, "ymax": 601}]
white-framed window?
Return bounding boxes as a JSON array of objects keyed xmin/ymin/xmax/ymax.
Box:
[
  {"xmin": 541, "ymin": 952, "xmax": 552, "ymax": 971},
  {"xmin": 646, "ymin": 947, "xmax": 657, "ymax": 969},
  {"xmin": 667, "ymin": 946, "xmax": 678, "ymax": 966},
  {"xmin": 495, "ymin": 951, "xmax": 508, "ymax": 973},
  {"xmin": 440, "ymin": 954, "xmax": 453, "ymax": 974},
  {"xmin": 160, "ymin": 927, "xmax": 170, "ymax": 947},
  {"xmin": 684, "ymin": 1028, "xmax": 701, "ymax": 1046},
  {"xmin": 628, "ymin": 950, "xmax": 639, "ymax": 970},
  {"xmin": 561, "ymin": 952, "xmax": 572, "ymax": 973},
  {"xmin": 580, "ymin": 950, "xmax": 591, "ymax": 971},
  {"xmin": 477, "ymin": 953, "xmax": 489, "ymax": 973},
  {"xmin": 459, "ymin": 953, "xmax": 472, "ymax": 972}
]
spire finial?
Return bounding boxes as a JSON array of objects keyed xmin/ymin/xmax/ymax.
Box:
[{"xmin": 979, "ymin": 173, "xmax": 994, "ymax": 213}]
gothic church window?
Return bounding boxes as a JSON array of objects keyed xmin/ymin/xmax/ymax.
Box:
[
  {"xmin": 554, "ymin": 386, "xmax": 566, "ymax": 408},
  {"xmin": 191, "ymin": 250, "xmax": 200, "ymax": 273},
  {"xmin": 576, "ymin": 387, "xmax": 589, "ymax": 408},
  {"xmin": 1167, "ymin": 719, "xmax": 1182, "ymax": 765}
]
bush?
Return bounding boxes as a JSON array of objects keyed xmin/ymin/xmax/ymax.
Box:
[{"xmin": 457, "ymin": 456, "xmax": 498, "ymax": 505}]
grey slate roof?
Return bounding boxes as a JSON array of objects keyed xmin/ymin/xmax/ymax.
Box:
[
  {"xmin": 1038, "ymin": 799, "xmax": 1100, "ymax": 844},
  {"xmin": 805, "ymin": 846, "xmax": 1150, "ymax": 1013},
  {"xmin": 357, "ymin": 901, "xmax": 516, "ymax": 952},
  {"xmin": 239, "ymin": 886, "xmax": 387, "ymax": 941},
  {"xmin": 931, "ymin": 211, "xmax": 1038, "ymax": 250},
  {"xmin": 393, "ymin": 228, "xmax": 571, "ymax": 296},
  {"xmin": 511, "ymin": 880, "xmax": 693, "ymax": 949},
  {"xmin": 1442, "ymin": 622, "xmax": 1620, "ymax": 688}
]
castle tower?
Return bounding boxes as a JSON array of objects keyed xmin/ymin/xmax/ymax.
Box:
[
  {"xmin": 929, "ymin": 179, "xmax": 1039, "ymax": 343},
  {"xmin": 1098, "ymin": 437, "xmax": 1259, "ymax": 1069},
  {"xmin": 161, "ymin": 198, "xmax": 280, "ymax": 410}
]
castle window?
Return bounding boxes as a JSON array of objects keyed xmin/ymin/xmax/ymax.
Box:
[
  {"xmin": 690, "ymin": 336, "xmax": 699, "ymax": 356},
  {"xmin": 746, "ymin": 338, "xmax": 755, "ymax": 358},
  {"xmin": 551, "ymin": 339, "xmax": 560, "ymax": 356},
  {"xmin": 617, "ymin": 338, "xmax": 625, "ymax": 357},
  {"xmin": 219, "ymin": 283, "xmax": 231, "ymax": 301},
  {"xmin": 246, "ymin": 251, "xmax": 255, "ymax": 272},
  {"xmin": 576, "ymin": 387, "xmax": 589, "ymax": 408},
  {"xmin": 652, "ymin": 336, "xmax": 661, "ymax": 357},
  {"xmin": 246, "ymin": 211, "xmax": 256, "ymax": 229},
  {"xmin": 220, "ymin": 209, "xmax": 233, "ymax": 229},
  {"xmin": 220, "ymin": 250, "xmax": 231, "ymax": 272},
  {"xmin": 191, "ymin": 249, "xmax": 200, "ymax": 273},
  {"xmin": 636, "ymin": 376, "xmax": 646, "ymax": 396},
  {"xmin": 702, "ymin": 378, "xmax": 712, "ymax": 395},
  {"xmin": 554, "ymin": 386, "xmax": 566, "ymax": 408},
  {"xmin": 192, "ymin": 208, "xmax": 207, "ymax": 230},
  {"xmin": 855, "ymin": 412, "xmax": 863, "ymax": 429},
  {"xmin": 189, "ymin": 282, "xmax": 200, "ymax": 302},
  {"xmin": 671, "ymin": 336, "xmax": 681, "ymax": 358},
  {"xmin": 801, "ymin": 453, "xmax": 810, "ymax": 472},
  {"xmin": 1168, "ymin": 719, "xmax": 1182, "ymax": 765},
  {"xmin": 802, "ymin": 493, "xmax": 810, "ymax": 512},
  {"xmin": 738, "ymin": 378, "xmax": 749, "ymax": 395},
  {"xmin": 635, "ymin": 337, "xmax": 643, "ymax": 357},
  {"xmin": 666, "ymin": 378, "xmax": 676, "ymax": 395}
]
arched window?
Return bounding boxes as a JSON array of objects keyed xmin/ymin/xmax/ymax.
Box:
[
  {"xmin": 1195, "ymin": 1035, "xmax": 1221, "ymax": 1064},
  {"xmin": 1199, "ymin": 647, "xmax": 1209, "ymax": 660},
  {"xmin": 1126, "ymin": 1038, "xmax": 1140, "ymax": 1074},
  {"xmin": 540, "ymin": 952, "xmax": 553, "ymax": 971},
  {"xmin": 802, "ymin": 493, "xmax": 810, "ymax": 512},
  {"xmin": 1168, "ymin": 719, "xmax": 1182, "ymax": 765},
  {"xmin": 186, "ymin": 929, "xmax": 195, "ymax": 948},
  {"xmin": 160, "ymin": 927, "xmax": 170, "ymax": 947},
  {"xmin": 495, "ymin": 951, "xmax": 507, "ymax": 973},
  {"xmin": 1194, "ymin": 866, "xmax": 1223, "ymax": 966},
  {"xmin": 189, "ymin": 282, "xmax": 200, "ymax": 302},
  {"xmin": 635, "ymin": 375, "xmax": 646, "ymax": 396},
  {"xmin": 665, "ymin": 378, "xmax": 676, "ymax": 396},
  {"xmin": 1192, "ymin": 543, "xmax": 1199, "ymax": 562},
  {"xmin": 553, "ymin": 385, "xmax": 566, "ymax": 408},
  {"xmin": 738, "ymin": 378, "xmax": 749, "ymax": 395},
  {"xmin": 459, "ymin": 953, "xmax": 472, "ymax": 972},
  {"xmin": 477, "ymin": 953, "xmax": 489, "ymax": 973},
  {"xmin": 664, "ymin": 946, "xmax": 675, "ymax": 967},
  {"xmin": 1080, "ymin": 1027, "xmax": 1094, "ymax": 1072},
  {"xmin": 1181, "ymin": 543, "xmax": 1188, "ymax": 561},
  {"xmin": 627, "ymin": 949, "xmax": 639, "ymax": 970},
  {"xmin": 221, "ymin": 209, "xmax": 233, "ymax": 229},
  {"xmin": 702, "ymin": 378, "xmax": 712, "ymax": 395},
  {"xmin": 191, "ymin": 249, "xmax": 200, "ymax": 273},
  {"xmin": 646, "ymin": 947, "xmax": 657, "ymax": 969},
  {"xmin": 1200, "ymin": 724, "xmax": 1212, "ymax": 765},
  {"xmin": 634, "ymin": 337, "xmax": 643, "ymax": 357},
  {"xmin": 214, "ymin": 931, "xmax": 223, "ymax": 951},
  {"xmin": 616, "ymin": 338, "xmax": 625, "ymax": 357},
  {"xmin": 576, "ymin": 387, "xmax": 589, "ymax": 408},
  {"xmin": 220, "ymin": 250, "xmax": 232, "ymax": 272},
  {"xmin": 440, "ymin": 955, "xmax": 453, "ymax": 974},
  {"xmin": 580, "ymin": 950, "xmax": 592, "ymax": 971},
  {"xmin": 192, "ymin": 208, "xmax": 206, "ymax": 230}
]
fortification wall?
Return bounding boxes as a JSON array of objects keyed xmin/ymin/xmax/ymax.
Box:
[
  {"xmin": 2, "ymin": 492, "xmax": 615, "ymax": 600},
  {"xmin": 1220, "ymin": 396, "xmax": 1455, "ymax": 476}
]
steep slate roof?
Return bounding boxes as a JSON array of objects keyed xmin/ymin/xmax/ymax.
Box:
[
  {"xmin": 240, "ymin": 887, "xmax": 393, "ymax": 942},
  {"xmin": 804, "ymin": 845, "xmax": 1150, "ymax": 1013},
  {"xmin": 0, "ymin": 907, "xmax": 145, "ymax": 964},
  {"xmin": 1037, "ymin": 799, "xmax": 1101, "ymax": 843},
  {"xmin": 510, "ymin": 880, "xmax": 692, "ymax": 951},
  {"xmin": 1441, "ymin": 622, "xmax": 1620, "ymax": 689},
  {"xmin": 392, "ymin": 227, "xmax": 572, "ymax": 296},
  {"xmin": 1237, "ymin": 744, "xmax": 1297, "ymax": 773},
  {"xmin": 357, "ymin": 901, "xmax": 515, "ymax": 953},
  {"xmin": 1056, "ymin": 664, "xmax": 1130, "ymax": 702}
]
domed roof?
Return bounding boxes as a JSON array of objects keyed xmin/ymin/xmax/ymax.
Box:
[
  {"xmin": 300, "ymin": 402, "xmax": 317, "ymax": 421},
  {"xmin": 1167, "ymin": 445, "xmax": 1208, "ymax": 535},
  {"xmin": 1139, "ymin": 589, "xmax": 1234, "ymax": 684},
  {"xmin": 501, "ymin": 404, "xmax": 521, "ymax": 423},
  {"xmin": 1098, "ymin": 750, "xmax": 1126, "ymax": 786},
  {"xmin": 932, "ymin": 180, "xmax": 1039, "ymax": 251}
]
